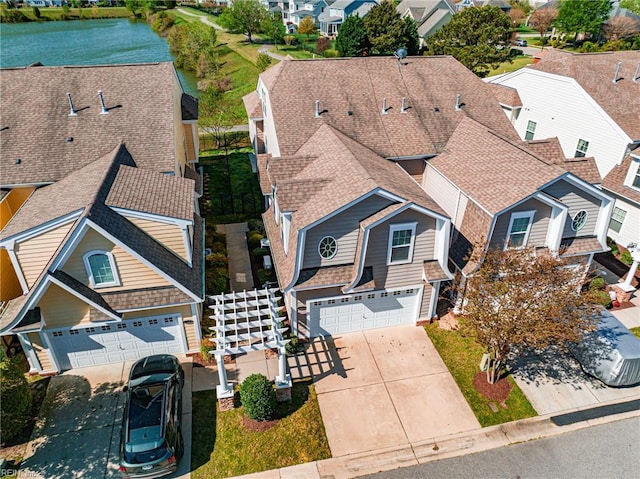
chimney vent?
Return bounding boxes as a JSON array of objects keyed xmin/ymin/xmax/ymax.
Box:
[
  {"xmin": 401, "ymin": 97, "xmax": 407, "ymax": 113},
  {"xmin": 634, "ymin": 62, "xmax": 640, "ymax": 83},
  {"xmin": 15, "ymin": 158, "xmax": 21, "ymax": 165},
  {"xmin": 67, "ymin": 93, "xmax": 77, "ymax": 116},
  {"xmin": 613, "ymin": 62, "xmax": 622, "ymax": 83},
  {"xmin": 98, "ymin": 90, "xmax": 108, "ymax": 115},
  {"xmin": 382, "ymin": 98, "xmax": 388, "ymax": 115},
  {"xmin": 455, "ymin": 94, "xmax": 462, "ymax": 111},
  {"xmin": 315, "ymin": 100, "xmax": 321, "ymax": 118}
]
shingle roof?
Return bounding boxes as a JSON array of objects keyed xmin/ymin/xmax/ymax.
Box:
[
  {"xmin": 602, "ymin": 154, "xmax": 640, "ymax": 205},
  {"xmin": 526, "ymin": 138, "xmax": 601, "ymax": 184},
  {"xmin": 105, "ymin": 165, "xmax": 195, "ymax": 221},
  {"xmin": 487, "ymin": 83, "xmax": 522, "ymax": 107},
  {"xmin": 262, "ymin": 56, "xmax": 519, "ymax": 159},
  {"xmin": 181, "ymin": 93, "xmax": 199, "ymax": 121},
  {"xmin": 529, "ymin": 50, "xmax": 640, "ymax": 139},
  {"xmin": 430, "ymin": 117, "xmax": 566, "ymax": 215},
  {"xmin": 242, "ymin": 91, "xmax": 263, "ymax": 120},
  {"xmin": 0, "ymin": 63, "xmax": 181, "ymax": 186},
  {"xmin": 424, "ymin": 260, "xmax": 449, "ymax": 281},
  {"xmin": 560, "ymin": 236, "xmax": 607, "ymax": 256},
  {"xmin": 295, "ymin": 265, "xmax": 353, "ymax": 287}
]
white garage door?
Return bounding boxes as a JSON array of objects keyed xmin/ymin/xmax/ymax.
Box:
[
  {"xmin": 48, "ymin": 315, "xmax": 185, "ymax": 370},
  {"xmin": 309, "ymin": 288, "xmax": 420, "ymax": 337}
]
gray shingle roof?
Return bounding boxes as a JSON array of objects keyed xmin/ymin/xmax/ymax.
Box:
[
  {"xmin": 262, "ymin": 56, "xmax": 519, "ymax": 159},
  {"xmin": 0, "ymin": 63, "xmax": 181, "ymax": 186},
  {"xmin": 529, "ymin": 50, "xmax": 640, "ymax": 139}
]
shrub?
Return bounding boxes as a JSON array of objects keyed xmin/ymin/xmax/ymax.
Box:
[
  {"xmin": 316, "ymin": 36, "xmax": 331, "ymax": 54},
  {"xmin": 284, "ymin": 35, "xmax": 297, "ymax": 46},
  {"xmin": 589, "ymin": 277, "xmax": 605, "ymax": 291},
  {"xmin": 247, "ymin": 231, "xmax": 265, "ymax": 250},
  {"xmin": 0, "ymin": 351, "xmax": 33, "ymax": 443},
  {"xmin": 256, "ymin": 53, "xmax": 272, "ymax": 72},
  {"xmin": 248, "ymin": 218, "xmax": 265, "ymax": 234},
  {"xmin": 211, "ymin": 241, "xmax": 226, "ymax": 254},
  {"xmin": 621, "ymin": 250, "xmax": 634, "ymax": 266},
  {"xmin": 200, "ymin": 337, "xmax": 216, "ymax": 359},
  {"xmin": 323, "ymin": 49, "xmax": 339, "ymax": 57},
  {"xmin": 285, "ymin": 335, "xmax": 304, "ymax": 355},
  {"xmin": 206, "ymin": 252, "xmax": 228, "ymax": 269},
  {"xmin": 578, "ymin": 41, "xmax": 600, "ymax": 53},
  {"xmin": 258, "ymin": 268, "xmax": 277, "ymax": 286},
  {"xmin": 588, "ymin": 289, "xmax": 612, "ymax": 309},
  {"xmin": 253, "ymin": 247, "xmax": 268, "ymax": 258},
  {"xmin": 239, "ymin": 373, "xmax": 276, "ymax": 421}
]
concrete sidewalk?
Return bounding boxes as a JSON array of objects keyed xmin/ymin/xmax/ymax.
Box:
[{"xmin": 216, "ymin": 222, "xmax": 254, "ymax": 291}]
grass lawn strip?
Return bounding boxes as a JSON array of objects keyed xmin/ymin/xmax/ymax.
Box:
[
  {"xmin": 191, "ymin": 380, "xmax": 330, "ymax": 479},
  {"xmin": 631, "ymin": 327, "xmax": 640, "ymax": 339},
  {"xmin": 488, "ymin": 55, "xmax": 535, "ymax": 76},
  {"xmin": 425, "ymin": 324, "xmax": 537, "ymax": 427}
]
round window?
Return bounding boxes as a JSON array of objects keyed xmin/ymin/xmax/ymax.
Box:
[
  {"xmin": 571, "ymin": 210, "xmax": 588, "ymax": 231},
  {"xmin": 318, "ymin": 236, "xmax": 337, "ymax": 259}
]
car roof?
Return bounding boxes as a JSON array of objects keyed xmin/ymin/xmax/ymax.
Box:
[{"xmin": 129, "ymin": 355, "xmax": 179, "ymax": 381}]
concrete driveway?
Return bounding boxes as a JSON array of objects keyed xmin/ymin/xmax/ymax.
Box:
[
  {"xmin": 19, "ymin": 357, "xmax": 193, "ymax": 479},
  {"xmin": 288, "ymin": 326, "xmax": 480, "ymax": 457}
]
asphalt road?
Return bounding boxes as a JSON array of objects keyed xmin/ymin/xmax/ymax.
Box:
[{"xmin": 364, "ymin": 417, "xmax": 640, "ymax": 479}]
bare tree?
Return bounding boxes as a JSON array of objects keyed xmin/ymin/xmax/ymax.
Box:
[
  {"xmin": 528, "ymin": 8, "xmax": 558, "ymax": 49},
  {"xmin": 454, "ymin": 245, "xmax": 598, "ymax": 384},
  {"xmin": 508, "ymin": 7, "xmax": 526, "ymax": 29},
  {"xmin": 603, "ymin": 16, "xmax": 640, "ymax": 41}
]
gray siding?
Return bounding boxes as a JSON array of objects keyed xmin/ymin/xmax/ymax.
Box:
[
  {"xmin": 490, "ymin": 198, "xmax": 552, "ymax": 249},
  {"xmin": 419, "ymin": 284, "xmax": 434, "ymax": 318},
  {"xmin": 303, "ymin": 194, "xmax": 393, "ymax": 269},
  {"xmin": 364, "ymin": 209, "xmax": 436, "ymax": 289},
  {"xmin": 543, "ymin": 180, "xmax": 600, "ymax": 238}
]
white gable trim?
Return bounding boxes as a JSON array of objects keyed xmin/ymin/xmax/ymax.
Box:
[
  {"xmin": 111, "ymin": 207, "xmax": 193, "ymax": 228},
  {"xmin": 0, "ymin": 210, "xmax": 82, "ymax": 246},
  {"xmin": 3, "ymin": 243, "xmax": 29, "ymax": 294}
]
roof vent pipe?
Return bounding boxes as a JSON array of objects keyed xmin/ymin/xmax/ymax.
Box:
[
  {"xmin": 315, "ymin": 100, "xmax": 321, "ymax": 118},
  {"xmin": 401, "ymin": 97, "xmax": 407, "ymax": 113},
  {"xmin": 613, "ymin": 62, "xmax": 622, "ymax": 83},
  {"xmin": 382, "ymin": 98, "xmax": 388, "ymax": 115},
  {"xmin": 455, "ymin": 94, "xmax": 461, "ymax": 111},
  {"xmin": 67, "ymin": 93, "xmax": 77, "ymax": 116},
  {"xmin": 633, "ymin": 62, "xmax": 640, "ymax": 83},
  {"xmin": 98, "ymin": 90, "xmax": 108, "ymax": 115}
]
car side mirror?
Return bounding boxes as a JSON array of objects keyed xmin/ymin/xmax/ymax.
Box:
[{"xmin": 122, "ymin": 385, "xmax": 128, "ymax": 392}]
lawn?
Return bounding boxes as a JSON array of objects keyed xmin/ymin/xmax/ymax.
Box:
[
  {"xmin": 191, "ymin": 381, "xmax": 331, "ymax": 479},
  {"xmin": 21, "ymin": 6, "xmax": 131, "ymax": 21},
  {"xmin": 425, "ymin": 323, "xmax": 537, "ymax": 427},
  {"xmin": 488, "ymin": 55, "xmax": 535, "ymax": 76},
  {"xmin": 631, "ymin": 327, "xmax": 640, "ymax": 339}
]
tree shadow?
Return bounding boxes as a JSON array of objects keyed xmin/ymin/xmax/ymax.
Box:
[{"xmin": 19, "ymin": 374, "xmax": 124, "ymax": 479}]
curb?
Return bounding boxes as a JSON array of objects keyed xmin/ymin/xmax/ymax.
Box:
[{"xmin": 228, "ymin": 396, "xmax": 640, "ymax": 479}]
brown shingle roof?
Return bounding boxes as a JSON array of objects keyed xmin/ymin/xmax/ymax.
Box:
[
  {"xmin": 295, "ymin": 265, "xmax": 353, "ymax": 288},
  {"xmin": 0, "ymin": 63, "xmax": 180, "ymax": 186},
  {"xmin": 529, "ymin": 50, "xmax": 640, "ymax": 139},
  {"xmin": 526, "ymin": 138, "xmax": 601, "ymax": 184},
  {"xmin": 101, "ymin": 286, "xmax": 194, "ymax": 310},
  {"xmin": 105, "ymin": 165, "xmax": 195, "ymax": 221},
  {"xmin": 424, "ymin": 260, "xmax": 449, "ymax": 281},
  {"xmin": 242, "ymin": 91, "xmax": 263, "ymax": 119},
  {"xmin": 560, "ymin": 236, "xmax": 607, "ymax": 256},
  {"xmin": 487, "ymin": 83, "xmax": 522, "ymax": 107},
  {"xmin": 602, "ymin": 154, "xmax": 640, "ymax": 204},
  {"xmin": 263, "ymin": 56, "xmax": 519, "ymax": 158},
  {"xmin": 430, "ymin": 117, "xmax": 566, "ymax": 215}
]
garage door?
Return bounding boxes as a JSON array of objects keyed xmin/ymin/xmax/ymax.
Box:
[
  {"xmin": 48, "ymin": 315, "xmax": 185, "ymax": 370},
  {"xmin": 309, "ymin": 288, "xmax": 420, "ymax": 337}
]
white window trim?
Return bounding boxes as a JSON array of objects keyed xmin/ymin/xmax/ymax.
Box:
[
  {"xmin": 318, "ymin": 236, "xmax": 338, "ymax": 259},
  {"xmin": 505, "ymin": 211, "xmax": 535, "ymax": 250},
  {"xmin": 525, "ymin": 120, "xmax": 537, "ymax": 141},
  {"xmin": 570, "ymin": 210, "xmax": 588, "ymax": 232},
  {"xmin": 626, "ymin": 161, "xmax": 640, "ymax": 191},
  {"xmin": 387, "ymin": 222, "xmax": 417, "ymax": 265},
  {"xmin": 82, "ymin": 250, "xmax": 120, "ymax": 288},
  {"xmin": 574, "ymin": 138, "xmax": 590, "ymax": 157},
  {"xmin": 609, "ymin": 206, "xmax": 627, "ymax": 233}
]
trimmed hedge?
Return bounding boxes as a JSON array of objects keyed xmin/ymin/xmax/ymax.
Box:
[{"xmin": 239, "ymin": 373, "xmax": 276, "ymax": 421}]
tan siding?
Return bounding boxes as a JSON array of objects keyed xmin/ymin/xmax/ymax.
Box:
[
  {"xmin": 0, "ymin": 187, "xmax": 35, "ymax": 229},
  {"xmin": 490, "ymin": 198, "xmax": 552, "ymax": 250},
  {"xmin": 364, "ymin": 210, "xmax": 436, "ymax": 289},
  {"xmin": 124, "ymin": 216, "xmax": 188, "ymax": 261},
  {"xmin": 15, "ymin": 222, "xmax": 74, "ymax": 288},
  {"xmin": 28, "ymin": 332, "xmax": 53, "ymax": 372},
  {"xmin": 303, "ymin": 195, "xmax": 394, "ymax": 269},
  {"xmin": 543, "ymin": 180, "xmax": 601, "ymax": 238},
  {"xmin": 0, "ymin": 249, "xmax": 22, "ymax": 302},
  {"xmin": 39, "ymin": 283, "xmax": 91, "ymax": 328},
  {"xmin": 419, "ymin": 284, "xmax": 433, "ymax": 318},
  {"xmin": 61, "ymin": 228, "xmax": 171, "ymax": 292}
]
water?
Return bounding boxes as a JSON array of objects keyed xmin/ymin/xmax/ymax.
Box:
[{"xmin": 0, "ymin": 18, "xmax": 199, "ymax": 96}]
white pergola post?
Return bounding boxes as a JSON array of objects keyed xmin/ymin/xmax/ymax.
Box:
[
  {"xmin": 275, "ymin": 344, "xmax": 292, "ymax": 402},
  {"xmin": 618, "ymin": 247, "xmax": 640, "ymax": 293},
  {"xmin": 216, "ymin": 353, "xmax": 234, "ymax": 411}
]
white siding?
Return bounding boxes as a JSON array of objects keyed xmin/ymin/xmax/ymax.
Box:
[
  {"xmin": 424, "ymin": 165, "xmax": 463, "ymax": 225},
  {"xmin": 493, "ymin": 70, "xmax": 630, "ymax": 178},
  {"xmin": 606, "ymin": 195, "xmax": 640, "ymax": 248},
  {"xmin": 258, "ymin": 80, "xmax": 281, "ymax": 157}
]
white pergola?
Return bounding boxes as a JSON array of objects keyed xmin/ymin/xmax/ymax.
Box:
[{"xmin": 208, "ymin": 287, "xmax": 291, "ymax": 402}]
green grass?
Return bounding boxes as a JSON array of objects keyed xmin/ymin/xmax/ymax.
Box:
[
  {"xmin": 425, "ymin": 324, "xmax": 537, "ymax": 427},
  {"xmin": 488, "ymin": 56, "xmax": 535, "ymax": 76},
  {"xmin": 200, "ymin": 147, "xmax": 262, "ymax": 223},
  {"xmin": 631, "ymin": 327, "xmax": 640, "ymax": 339},
  {"xmin": 21, "ymin": 7, "xmax": 131, "ymax": 21},
  {"xmin": 191, "ymin": 381, "xmax": 331, "ymax": 479}
]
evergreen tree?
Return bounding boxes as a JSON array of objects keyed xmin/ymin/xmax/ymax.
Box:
[
  {"xmin": 363, "ymin": 0, "xmax": 419, "ymax": 55},
  {"xmin": 555, "ymin": 0, "xmax": 612, "ymax": 38},
  {"xmin": 335, "ymin": 15, "xmax": 369, "ymax": 56}
]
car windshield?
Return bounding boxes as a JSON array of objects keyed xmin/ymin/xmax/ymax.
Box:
[{"xmin": 124, "ymin": 382, "xmax": 169, "ymax": 464}]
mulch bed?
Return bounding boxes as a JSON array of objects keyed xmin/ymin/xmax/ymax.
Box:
[
  {"xmin": 242, "ymin": 414, "xmax": 279, "ymax": 432},
  {"xmin": 191, "ymin": 352, "xmax": 236, "ymax": 367},
  {"xmin": 473, "ymin": 371, "xmax": 512, "ymax": 405}
]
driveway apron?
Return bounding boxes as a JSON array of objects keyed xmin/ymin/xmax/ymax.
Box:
[{"xmin": 302, "ymin": 326, "xmax": 480, "ymax": 457}]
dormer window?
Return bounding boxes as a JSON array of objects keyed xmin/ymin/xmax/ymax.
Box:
[
  {"xmin": 505, "ymin": 211, "xmax": 535, "ymax": 249},
  {"xmin": 574, "ymin": 139, "xmax": 589, "ymax": 158},
  {"xmin": 387, "ymin": 223, "xmax": 417, "ymax": 265},
  {"xmin": 83, "ymin": 251, "xmax": 119, "ymax": 288},
  {"xmin": 632, "ymin": 164, "xmax": 640, "ymax": 189}
]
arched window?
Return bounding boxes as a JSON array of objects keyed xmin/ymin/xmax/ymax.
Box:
[{"xmin": 82, "ymin": 251, "xmax": 119, "ymax": 288}]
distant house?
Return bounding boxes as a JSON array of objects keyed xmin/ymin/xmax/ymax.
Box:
[
  {"xmin": 397, "ymin": 0, "xmax": 454, "ymax": 46},
  {"xmin": 488, "ymin": 50, "xmax": 640, "ymax": 252},
  {"xmin": 288, "ymin": 0, "xmax": 330, "ymax": 26},
  {"xmin": 451, "ymin": 0, "xmax": 511, "ymax": 13},
  {"xmin": 243, "ymin": 56, "xmax": 612, "ymax": 339},
  {"xmin": 317, "ymin": 0, "xmax": 379, "ymax": 36},
  {"xmin": 0, "ymin": 63, "xmax": 203, "ymax": 373}
]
